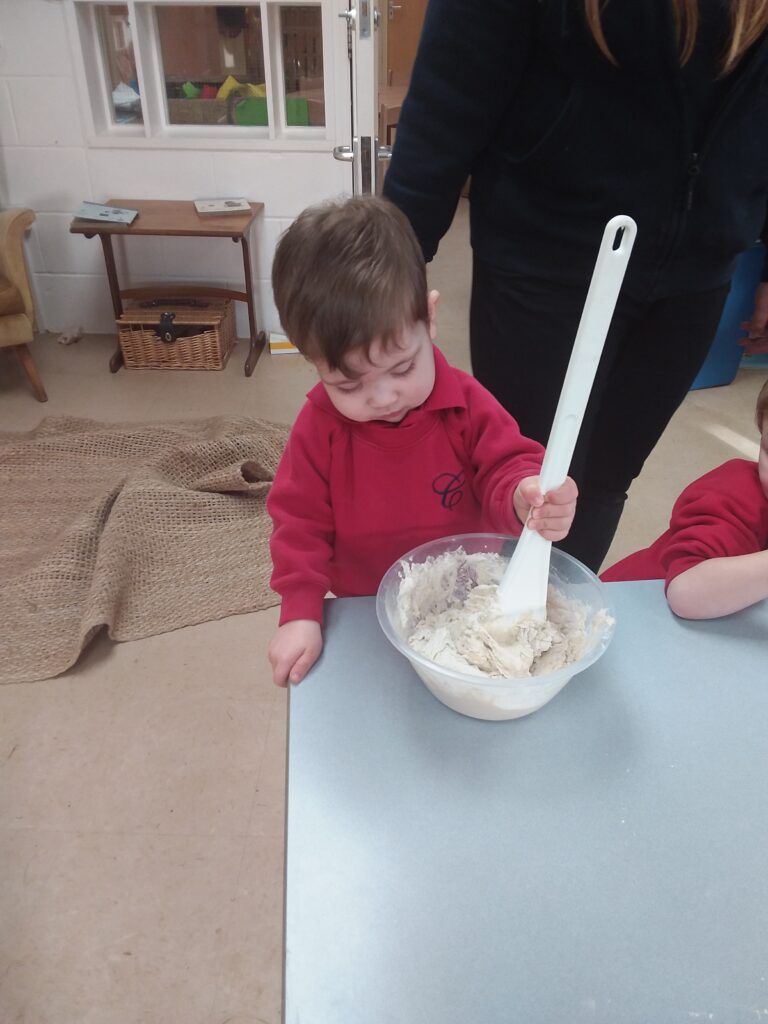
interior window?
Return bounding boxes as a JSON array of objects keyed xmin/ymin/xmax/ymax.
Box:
[
  {"xmin": 72, "ymin": 1, "xmax": 330, "ymax": 139},
  {"xmin": 156, "ymin": 5, "xmax": 269, "ymax": 127},
  {"xmin": 279, "ymin": 5, "xmax": 325, "ymax": 127},
  {"xmin": 96, "ymin": 3, "xmax": 143, "ymax": 125}
]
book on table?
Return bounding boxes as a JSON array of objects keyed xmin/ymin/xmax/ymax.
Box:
[
  {"xmin": 194, "ymin": 198, "xmax": 251, "ymax": 215},
  {"xmin": 73, "ymin": 201, "xmax": 139, "ymax": 225},
  {"xmin": 269, "ymin": 331, "xmax": 300, "ymax": 355}
]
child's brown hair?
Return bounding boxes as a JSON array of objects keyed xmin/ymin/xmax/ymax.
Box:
[
  {"xmin": 271, "ymin": 195, "xmax": 428, "ymax": 373},
  {"xmin": 757, "ymin": 377, "xmax": 768, "ymax": 432}
]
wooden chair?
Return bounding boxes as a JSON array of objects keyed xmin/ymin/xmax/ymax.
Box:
[
  {"xmin": 0, "ymin": 208, "xmax": 47, "ymax": 401},
  {"xmin": 378, "ymin": 84, "xmax": 406, "ymax": 148}
]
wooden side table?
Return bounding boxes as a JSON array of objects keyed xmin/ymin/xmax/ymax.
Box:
[{"xmin": 70, "ymin": 199, "xmax": 267, "ymax": 376}]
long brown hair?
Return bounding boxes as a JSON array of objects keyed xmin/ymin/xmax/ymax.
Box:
[{"xmin": 584, "ymin": 0, "xmax": 768, "ymax": 74}]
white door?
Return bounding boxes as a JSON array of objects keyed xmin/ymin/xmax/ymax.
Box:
[{"xmin": 333, "ymin": 1, "xmax": 391, "ymax": 194}]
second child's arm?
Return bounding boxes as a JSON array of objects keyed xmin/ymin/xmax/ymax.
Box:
[
  {"xmin": 666, "ymin": 549, "xmax": 768, "ymax": 619},
  {"xmin": 658, "ymin": 460, "xmax": 768, "ymax": 620}
]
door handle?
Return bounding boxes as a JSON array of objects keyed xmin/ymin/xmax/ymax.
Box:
[
  {"xmin": 333, "ymin": 144, "xmax": 355, "ymax": 162},
  {"xmin": 377, "ymin": 144, "xmax": 392, "ymax": 161}
]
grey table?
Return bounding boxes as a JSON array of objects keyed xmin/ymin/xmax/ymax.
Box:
[{"xmin": 284, "ymin": 581, "xmax": 768, "ymax": 1024}]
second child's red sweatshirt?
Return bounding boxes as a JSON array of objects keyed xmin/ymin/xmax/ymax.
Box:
[{"xmin": 601, "ymin": 459, "xmax": 768, "ymax": 588}]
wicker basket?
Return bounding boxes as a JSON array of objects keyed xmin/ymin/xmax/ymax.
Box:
[{"xmin": 117, "ymin": 299, "xmax": 235, "ymax": 370}]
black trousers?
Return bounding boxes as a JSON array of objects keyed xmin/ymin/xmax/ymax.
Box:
[{"xmin": 470, "ymin": 257, "xmax": 730, "ymax": 572}]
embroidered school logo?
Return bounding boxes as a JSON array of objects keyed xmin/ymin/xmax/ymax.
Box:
[{"xmin": 432, "ymin": 471, "xmax": 465, "ymax": 509}]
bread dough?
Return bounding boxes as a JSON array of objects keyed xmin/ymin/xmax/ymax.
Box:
[{"xmin": 398, "ymin": 548, "xmax": 608, "ymax": 678}]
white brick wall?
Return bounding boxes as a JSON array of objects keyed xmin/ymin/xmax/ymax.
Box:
[{"xmin": 0, "ymin": 0, "xmax": 350, "ymax": 335}]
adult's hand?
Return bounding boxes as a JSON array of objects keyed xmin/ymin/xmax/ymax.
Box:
[{"xmin": 740, "ymin": 281, "xmax": 768, "ymax": 354}]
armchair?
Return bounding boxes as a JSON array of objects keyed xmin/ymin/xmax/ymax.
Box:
[{"xmin": 0, "ymin": 208, "xmax": 47, "ymax": 401}]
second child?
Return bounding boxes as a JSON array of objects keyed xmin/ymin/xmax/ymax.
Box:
[{"xmin": 602, "ymin": 379, "xmax": 768, "ymax": 618}]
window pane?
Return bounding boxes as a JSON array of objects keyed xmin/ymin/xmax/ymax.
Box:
[
  {"xmin": 96, "ymin": 4, "xmax": 143, "ymax": 125},
  {"xmin": 280, "ymin": 6, "xmax": 325, "ymax": 127},
  {"xmin": 156, "ymin": 5, "xmax": 268, "ymax": 127}
]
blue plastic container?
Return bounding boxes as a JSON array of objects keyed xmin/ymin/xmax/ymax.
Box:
[{"xmin": 690, "ymin": 242, "xmax": 765, "ymax": 390}]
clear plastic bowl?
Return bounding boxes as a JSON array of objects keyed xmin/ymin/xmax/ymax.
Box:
[{"xmin": 376, "ymin": 533, "xmax": 615, "ymax": 721}]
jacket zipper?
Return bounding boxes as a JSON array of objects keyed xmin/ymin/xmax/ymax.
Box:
[
  {"xmin": 681, "ymin": 30, "xmax": 768, "ymax": 216},
  {"xmin": 685, "ymin": 152, "xmax": 700, "ymax": 211}
]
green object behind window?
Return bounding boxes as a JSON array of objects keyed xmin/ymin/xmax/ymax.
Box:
[
  {"xmin": 233, "ymin": 96, "xmax": 310, "ymax": 127},
  {"xmin": 234, "ymin": 97, "xmax": 268, "ymax": 126},
  {"xmin": 286, "ymin": 97, "xmax": 310, "ymax": 126}
]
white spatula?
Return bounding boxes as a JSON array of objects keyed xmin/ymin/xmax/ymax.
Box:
[{"xmin": 496, "ymin": 215, "xmax": 637, "ymax": 621}]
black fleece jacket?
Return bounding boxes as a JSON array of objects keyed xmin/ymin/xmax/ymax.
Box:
[{"xmin": 383, "ymin": 0, "xmax": 768, "ymax": 298}]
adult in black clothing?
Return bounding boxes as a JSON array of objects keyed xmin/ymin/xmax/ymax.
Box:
[{"xmin": 383, "ymin": 0, "xmax": 768, "ymax": 571}]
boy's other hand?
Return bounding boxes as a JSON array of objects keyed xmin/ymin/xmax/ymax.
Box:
[
  {"xmin": 268, "ymin": 620, "xmax": 323, "ymax": 687},
  {"xmin": 513, "ymin": 476, "xmax": 578, "ymax": 541}
]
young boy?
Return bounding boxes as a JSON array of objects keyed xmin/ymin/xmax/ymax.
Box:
[
  {"xmin": 267, "ymin": 196, "xmax": 578, "ymax": 686},
  {"xmin": 602, "ymin": 378, "xmax": 768, "ymax": 619}
]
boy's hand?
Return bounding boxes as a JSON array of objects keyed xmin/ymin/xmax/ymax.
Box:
[
  {"xmin": 513, "ymin": 476, "xmax": 578, "ymax": 541},
  {"xmin": 268, "ymin": 620, "xmax": 323, "ymax": 687}
]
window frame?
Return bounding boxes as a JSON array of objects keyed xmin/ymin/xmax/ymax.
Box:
[{"xmin": 65, "ymin": 0, "xmax": 338, "ymax": 150}]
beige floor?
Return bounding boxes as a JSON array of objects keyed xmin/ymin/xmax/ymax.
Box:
[{"xmin": 1, "ymin": 200, "xmax": 765, "ymax": 1024}]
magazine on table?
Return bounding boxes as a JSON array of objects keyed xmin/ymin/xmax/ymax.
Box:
[
  {"xmin": 73, "ymin": 202, "xmax": 139, "ymax": 225},
  {"xmin": 194, "ymin": 198, "xmax": 251, "ymax": 215}
]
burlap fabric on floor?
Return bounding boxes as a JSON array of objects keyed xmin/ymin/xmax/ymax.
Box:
[{"xmin": 0, "ymin": 415, "xmax": 288, "ymax": 684}]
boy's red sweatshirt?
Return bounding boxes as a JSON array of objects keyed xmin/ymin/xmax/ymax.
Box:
[
  {"xmin": 601, "ymin": 459, "xmax": 768, "ymax": 587},
  {"xmin": 268, "ymin": 347, "xmax": 544, "ymax": 624}
]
